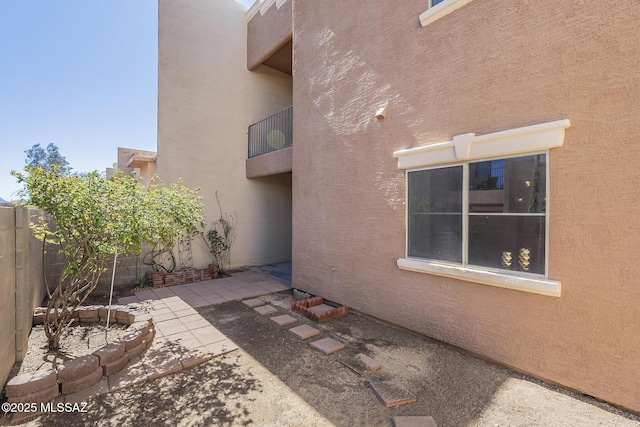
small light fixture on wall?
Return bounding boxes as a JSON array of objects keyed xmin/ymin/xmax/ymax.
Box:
[{"xmin": 375, "ymin": 106, "xmax": 387, "ymax": 120}]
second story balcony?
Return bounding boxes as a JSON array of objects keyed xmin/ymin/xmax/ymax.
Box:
[{"xmin": 246, "ymin": 105, "xmax": 292, "ymax": 178}]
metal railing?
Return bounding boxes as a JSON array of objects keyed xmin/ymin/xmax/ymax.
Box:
[{"xmin": 248, "ymin": 105, "xmax": 292, "ymax": 158}]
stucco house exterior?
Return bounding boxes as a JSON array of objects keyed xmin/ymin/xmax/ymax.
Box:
[
  {"xmin": 106, "ymin": 147, "xmax": 158, "ymax": 186},
  {"xmin": 158, "ymin": 0, "xmax": 640, "ymax": 413}
]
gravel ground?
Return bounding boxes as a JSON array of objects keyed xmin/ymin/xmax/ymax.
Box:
[{"xmin": 4, "ymin": 291, "xmax": 640, "ymax": 426}]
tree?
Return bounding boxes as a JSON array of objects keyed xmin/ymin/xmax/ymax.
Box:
[
  {"xmin": 11, "ymin": 167, "xmax": 204, "ymax": 350},
  {"xmin": 25, "ymin": 143, "xmax": 70, "ymax": 175}
]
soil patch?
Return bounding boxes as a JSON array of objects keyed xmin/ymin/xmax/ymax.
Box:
[
  {"xmin": 13, "ymin": 322, "xmax": 128, "ymax": 376},
  {"xmin": 4, "ymin": 292, "xmax": 640, "ymax": 426}
]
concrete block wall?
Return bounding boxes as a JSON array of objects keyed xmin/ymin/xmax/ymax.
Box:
[
  {"xmin": 0, "ymin": 207, "xmax": 48, "ymax": 389},
  {"xmin": 0, "ymin": 206, "xmax": 18, "ymax": 390}
]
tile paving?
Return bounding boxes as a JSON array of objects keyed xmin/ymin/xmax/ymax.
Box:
[
  {"xmin": 288, "ymin": 324, "xmax": 321, "ymax": 340},
  {"xmin": 270, "ymin": 314, "xmax": 297, "ymax": 326},
  {"xmin": 310, "ymin": 337, "xmax": 346, "ymax": 355},
  {"xmin": 254, "ymin": 305, "xmax": 279, "ymax": 316},
  {"xmin": 365, "ymin": 380, "xmax": 417, "ymax": 408},
  {"xmin": 66, "ymin": 270, "xmax": 294, "ymax": 403}
]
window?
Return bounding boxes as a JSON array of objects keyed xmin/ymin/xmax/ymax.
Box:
[
  {"xmin": 409, "ymin": 154, "xmax": 547, "ymax": 275},
  {"xmin": 393, "ymin": 119, "xmax": 570, "ymax": 296},
  {"xmin": 420, "ymin": 0, "xmax": 477, "ymax": 27}
]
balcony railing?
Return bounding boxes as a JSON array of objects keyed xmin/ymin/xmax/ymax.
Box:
[{"xmin": 248, "ymin": 105, "xmax": 292, "ymax": 158}]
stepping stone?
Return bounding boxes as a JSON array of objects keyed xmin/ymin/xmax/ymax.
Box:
[
  {"xmin": 307, "ymin": 303, "xmax": 336, "ymax": 316},
  {"xmin": 270, "ymin": 314, "xmax": 297, "ymax": 326},
  {"xmin": 392, "ymin": 416, "xmax": 438, "ymax": 427},
  {"xmin": 365, "ymin": 380, "xmax": 417, "ymax": 408},
  {"xmin": 242, "ymin": 299, "xmax": 265, "ymax": 308},
  {"xmin": 289, "ymin": 324, "xmax": 320, "ymax": 340},
  {"xmin": 342, "ymin": 353, "xmax": 382, "ymax": 376},
  {"xmin": 310, "ymin": 337, "xmax": 345, "ymax": 355},
  {"xmin": 253, "ymin": 305, "xmax": 278, "ymax": 316}
]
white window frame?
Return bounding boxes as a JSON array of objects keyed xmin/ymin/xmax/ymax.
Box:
[
  {"xmin": 393, "ymin": 119, "xmax": 570, "ymax": 297},
  {"xmin": 420, "ymin": 0, "xmax": 477, "ymax": 27}
]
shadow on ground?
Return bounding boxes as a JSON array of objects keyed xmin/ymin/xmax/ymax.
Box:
[
  {"xmin": 195, "ymin": 292, "xmax": 640, "ymax": 427},
  {"xmin": 14, "ymin": 353, "xmax": 259, "ymax": 427},
  {"xmin": 7, "ymin": 291, "xmax": 640, "ymax": 427}
]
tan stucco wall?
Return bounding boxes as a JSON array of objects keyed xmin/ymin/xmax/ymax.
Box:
[
  {"xmin": 292, "ymin": 0, "xmax": 640, "ymax": 412},
  {"xmin": 158, "ymin": 0, "xmax": 293, "ymax": 269},
  {"xmin": 246, "ymin": 146, "xmax": 292, "ymax": 178},
  {"xmin": 247, "ymin": 0, "xmax": 292, "ymax": 71}
]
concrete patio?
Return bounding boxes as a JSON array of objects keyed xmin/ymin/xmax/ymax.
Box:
[{"xmin": 118, "ymin": 268, "xmax": 291, "ymax": 307}]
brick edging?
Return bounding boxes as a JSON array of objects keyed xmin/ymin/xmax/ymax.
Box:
[
  {"xmin": 291, "ymin": 297, "xmax": 349, "ymax": 323},
  {"xmin": 5, "ymin": 305, "xmax": 155, "ymax": 404}
]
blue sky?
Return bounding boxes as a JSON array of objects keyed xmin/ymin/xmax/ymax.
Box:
[{"xmin": 0, "ymin": 0, "xmax": 253, "ymax": 201}]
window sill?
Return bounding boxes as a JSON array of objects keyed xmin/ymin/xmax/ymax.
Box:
[
  {"xmin": 419, "ymin": 0, "xmax": 477, "ymax": 27},
  {"xmin": 397, "ymin": 258, "xmax": 561, "ymax": 297}
]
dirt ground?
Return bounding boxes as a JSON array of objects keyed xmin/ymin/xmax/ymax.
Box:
[
  {"xmin": 13, "ymin": 323, "xmax": 128, "ymax": 376},
  {"xmin": 5, "ymin": 291, "xmax": 640, "ymax": 427}
]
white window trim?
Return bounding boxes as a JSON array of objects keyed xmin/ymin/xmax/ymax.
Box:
[
  {"xmin": 420, "ymin": 0, "xmax": 477, "ymax": 27},
  {"xmin": 394, "ymin": 119, "xmax": 570, "ymax": 297}
]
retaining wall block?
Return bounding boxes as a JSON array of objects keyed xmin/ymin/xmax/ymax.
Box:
[
  {"xmin": 57, "ymin": 354, "xmax": 100, "ymax": 383},
  {"xmin": 92, "ymin": 343, "xmax": 125, "ymax": 366},
  {"xmin": 7, "ymin": 383, "xmax": 59, "ymax": 404},
  {"xmin": 119, "ymin": 330, "xmax": 144, "ymax": 351},
  {"xmin": 5, "ymin": 369, "xmax": 57, "ymax": 398},
  {"xmin": 60, "ymin": 366, "xmax": 103, "ymax": 394},
  {"xmin": 102, "ymin": 354, "xmax": 129, "ymax": 376}
]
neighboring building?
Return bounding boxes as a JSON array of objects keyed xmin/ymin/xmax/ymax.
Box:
[
  {"xmin": 106, "ymin": 147, "xmax": 157, "ymax": 186},
  {"xmin": 159, "ymin": 0, "xmax": 640, "ymax": 413},
  {"xmin": 157, "ymin": 0, "xmax": 292, "ymax": 269}
]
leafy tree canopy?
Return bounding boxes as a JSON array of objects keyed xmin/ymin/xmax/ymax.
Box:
[
  {"xmin": 25, "ymin": 143, "xmax": 70, "ymax": 175},
  {"xmin": 11, "ymin": 166, "xmax": 205, "ymax": 350}
]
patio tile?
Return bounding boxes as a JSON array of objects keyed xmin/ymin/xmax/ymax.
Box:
[
  {"xmin": 183, "ymin": 318, "xmax": 212, "ymax": 330},
  {"xmin": 157, "ymin": 322, "xmax": 188, "ymax": 337},
  {"xmin": 165, "ymin": 330, "xmax": 198, "ymax": 346},
  {"xmin": 151, "ymin": 306, "xmax": 173, "ymax": 316},
  {"xmin": 289, "ymin": 324, "xmax": 320, "ymax": 340},
  {"xmin": 191, "ymin": 300, "xmax": 212, "ymax": 308},
  {"xmin": 204, "ymin": 296, "xmax": 226, "ymax": 305},
  {"xmin": 178, "ymin": 313, "xmax": 203, "ymax": 324},
  {"xmin": 142, "ymin": 341, "xmax": 183, "ymax": 380},
  {"xmin": 152, "ymin": 287, "xmax": 175, "ymax": 298},
  {"xmin": 242, "ymin": 298, "xmax": 265, "ymax": 308},
  {"xmin": 310, "ymin": 337, "xmax": 345, "ymax": 355},
  {"xmin": 270, "ymin": 314, "xmax": 297, "ymax": 326},
  {"xmin": 152, "ymin": 311, "xmax": 178, "ymax": 323},
  {"xmin": 170, "ymin": 337, "xmax": 203, "ymax": 351},
  {"xmin": 180, "ymin": 347, "xmax": 214, "ymax": 369},
  {"xmin": 134, "ymin": 289, "xmax": 157, "ymax": 301},
  {"xmin": 108, "ymin": 357, "xmax": 148, "ymax": 392},
  {"xmin": 204, "ymin": 339, "xmax": 238, "ymax": 356},
  {"xmin": 191, "ymin": 326, "xmax": 227, "ymax": 346},
  {"xmin": 254, "ymin": 305, "xmax": 278, "ymax": 316},
  {"xmin": 191, "ymin": 287, "xmax": 215, "ymax": 297},
  {"xmin": 173, "ymin": 307, "xmax": 198, "ymax": 318},
  {"xmin": 118, "ymin": 296, "xmax": 139, "ymax": 305},
  {"xmin": 155, "ymin": 318, "xmax": 182, "ymax": 328},
  {"xmin": 165, "ymin": 301, "xmax": 192, "ymax": 312},
  {"xmin": 365, "ymin": 381, "xmax": 417, "ymax": 408},
  {"xmin": 392, "ymin": 416, "xmax": 438, "ymax": 427},
  {"xmin": 342, "ymin": 353, "xmax": 382, "ymax": 376},
  {"xmin": 171, "ymin": 288, "xmax": 199, "ymax": 299}
]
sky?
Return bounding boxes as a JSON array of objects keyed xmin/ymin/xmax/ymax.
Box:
[{"xmin": 0, "ymin": 0, "xmax": 253, "ymax": 201}]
